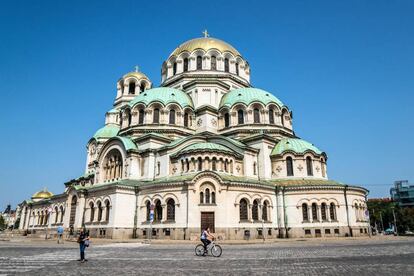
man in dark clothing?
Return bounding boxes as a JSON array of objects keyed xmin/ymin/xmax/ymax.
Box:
[{"xmin": 77, "ymin": 228, "xmax": 89, "ymax": 263}]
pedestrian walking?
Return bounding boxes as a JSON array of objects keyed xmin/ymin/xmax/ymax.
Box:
[
  {"xmin": 77, "ymin": 228, "xmax": 90, "ymax": 263},
  {"xmin": 57, "ymin": 225, "xmax": 64, "ymax": 244}
]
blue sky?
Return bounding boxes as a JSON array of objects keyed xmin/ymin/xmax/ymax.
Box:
[{"xmin": 1, "ymin": 0, "xmax": 413, "ymax": 209}]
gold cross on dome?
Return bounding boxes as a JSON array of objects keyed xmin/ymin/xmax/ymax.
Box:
[
  {"xmin": 134, "ymin": 65, "xmax": 139, "ymax": 72},
  {"xmin": 202, "ymin": 29, "xmax": 209, "ymax": 38}
]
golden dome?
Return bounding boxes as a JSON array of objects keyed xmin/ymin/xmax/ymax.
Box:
[
  {"xmin": 169, "ymin": 37, "xmax": 241, "ymax": 57},
  {"xmin": 122, "ymin": 71, "xmax": 149, "ymax": 80},
  {"xmin": 32, "ymin": 188, "xmax": 53, "ymax": 200}
]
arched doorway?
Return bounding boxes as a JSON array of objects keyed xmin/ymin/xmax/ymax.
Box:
[{"xmin": 69, "ymin": 195, "xmax": 77, "ymax": 227}]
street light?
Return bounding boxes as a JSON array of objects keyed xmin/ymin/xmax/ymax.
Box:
[{"xmin": 392, "ymin": 207, "xmax": 398, "ymax": 236}]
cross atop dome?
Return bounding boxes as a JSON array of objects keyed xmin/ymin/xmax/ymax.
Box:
[{"xmin": 202, "ymin": 29, "xmax": 209, "ymax": 38}]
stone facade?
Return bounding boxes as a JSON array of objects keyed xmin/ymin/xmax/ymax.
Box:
[{"xmin": 18, "ymin": 35, "xmax": 370, "ymax": 240}]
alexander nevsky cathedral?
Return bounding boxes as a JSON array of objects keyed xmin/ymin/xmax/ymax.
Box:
[{"xmin": 18, "ymin": 33, "xmax": 370, "ymax": 240}]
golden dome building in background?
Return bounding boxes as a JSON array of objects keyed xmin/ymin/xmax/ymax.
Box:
[{"xmin": 17, "ymin": 33, "xmax": 370, "ymax": 240}]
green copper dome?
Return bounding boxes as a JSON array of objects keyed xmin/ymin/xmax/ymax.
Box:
[
  {"xmin": 173, "ymin": 142, "xmax": 235, "ymax": 157},
  {"xmin": 220, "ymin": 88, "xmax": 284, "ymax": 109},
  {"xmin": 129, "ymin": 87, "xmax": 194, "ymax": 109},
  {"xmin": 93, "ymin": 124, "xmax": 120, "ymax": 139},
  {"xmin": 271, "ymin": 138, "xmax": 323, "ymax": 156}
]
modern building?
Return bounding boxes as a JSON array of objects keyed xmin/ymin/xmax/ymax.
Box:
[
  {"xmin": 390, "ymin": 180, "xmax": 414, "ymax": 207},
  {"xmin": 18, "ymin": 34, "xmax": 370, "ymax": 239}
]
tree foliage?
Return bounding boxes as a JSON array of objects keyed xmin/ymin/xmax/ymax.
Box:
[
  {"xmin": 0, "ymin": 215, "xmax": 6, "ymax": 231},
  {"xmin": 368, "ymin": 199, "xmax": 414, "ymax": 234}
]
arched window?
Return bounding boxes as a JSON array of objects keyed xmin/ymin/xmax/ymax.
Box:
[
  {"xmin": 200, "ymin": 192, "xmax": 204, "ymax": 204},
  {"xmin": 146, "ymin": 201, "xmax": 150, "ymax": 221},
  {"xmin": 262, "ymin": 201, "xmax": 268, "ymax": 221},
  {"xmin": 354, "ymin": 203, "xmax": 359, "ymax": 221},
  {"xmin": 166, "ymin": 199, "xmax": 175, "ymax": 221},
  {"xmin": 127, "ymin": 111, "xmax": 132, "ymax": 126},
  {"xmin": 321, "ymin": 158, "xmax": 326, "ymax": 177},
  {"xmin": 89, "ymin": 202, "xmax": 95, "ymax": 222},
  {"xmin": 224, "ymin": 58, "xmax": 229, "ymax": 72},
  {"xmin": 103, "ymin": 149, "xmax": 123, "ymax": 181},
  {"xmin": 153, "ymin": 108, "xmax": 160, "ymax": 124},
  {"xmin": 306, "ymin": 157, "xmax": 313, "ymax": 176},
  {"xmin": 197, "ymin": 56, "xmax": 202, "ymax": 70},
  {"xmin": 69, "ymin": 196, "xmax": 77, "ymax": 227},
  {"xmin": 212, "ymin": 158, "xmax": 217, "ymax": 171},
  {"xmin": 97, "ymin": 201, "xmax": 103, "ymax": 221},
  {"xmin": 321, "ymin": 203, "xmax": 327, "ymax": 221},
  {"xmin": 129, "ymin": 81, "xmax": 136, "ymax": 94},
  {"xmin": 224, "ymin": 113, "xmax": 230, "ymax": 127},
  {"xmin": 139, "ymin": 109, "xmax": 145, "ymax": 124},
  {"xmin": 235, "ymin": 62, "xmax": 239, "ymax": 75},
  {"xmin": 302, "ymin": 203, "xmax": 309, "ymax": 221},
  {"xmin": 183, "ymin": 58, "xmax": 189, "ymax": 72},
  {"xmin": 120, "ymin": 81, "xmax": 124, "ymax": 95},
  {"xmin": 169, "ymin": 109, "xmax": 176, "ymax": 124},
  {"xmin": 330, "ymin": 203, "xmax": 336, "ymax": 220},
  {"xmin": 197, "ymin": 157, "xmax": 202, "ymax": 171},
  {"xmin": 286, "ymin": 157, "xmax": 294, "ymax": 176},
  {"xmin": 237, "ymin": 109, "xmax": 244, "ymax": 124},
  {"xmin": 252, "ymin": 200, "xmax": 259, "ymax": 221},
  {"xmin": 173, "ymin": 62, "xmax": 177, "ymax": 75},
  {"xmin": 186, "ymin": 159, "xmax": 190, "ymax": 172},
  {"xmin": 211, "ymin": 56, "xmax": 217, "ymax": 70},
  {"xmin": 212, "ymin": 192, "xmax": 216, "ymax": 204},
  {"xmin": 281, "ymin": 110, "xmax": 286, "ymax": 126},
  {"xmin": 184, "ymin": 112, "xmax": 189, "ymax": 127},
  {"xmin": 54, "ymin": 207, "xmax": 59, "ymax": 223},
  {"xmin": 119, "ymin": 111, "xmax": 123, "ymax": 126},
  {"xmin": 105, "ymin": 200, "xmax": 110, "ymax": 221},
  {"xmin": 269, "ymin": 108, "xmax": 275, "ymax": 124},
  {"xmin": 253, "ymin": 162, "xmax": 257, "ymax": 175},
  {"xmin": 140, "ymin": 82, "xmax": 146, "ymax": 93},
  {"xmin": 311, "ymin": 203, "xmax": 318, "ymax": 221},
  {"xmin": 253, "ymin": 108, "xmax": 260, "ymax": 123},
  {"xmin": 205, "ymin": 188, "xmax": 210, "ymax": 204},
  {"xmin": 59, "ymin": 206, "xmax": 64, "ymax": 223},
  {"xmin": 155, "ymin": 200, "xmax": 162, "ymax": 221},
  {"xmin": 239, "ymin": 199, "xmax": 248, "ymax": 220}
]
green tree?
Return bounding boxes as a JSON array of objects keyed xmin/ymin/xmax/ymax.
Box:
[
  {"xmin": 368, "ymin": 199, "xmax": 414, "ymax": 234},
  {"xmin": 0, "ymin": 215, "xmax": 6, "ymax": 231}
]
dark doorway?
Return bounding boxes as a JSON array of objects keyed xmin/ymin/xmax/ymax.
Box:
[{"xmin": 201, "ymin": 212, "xmax": 215, "ymax": 232}]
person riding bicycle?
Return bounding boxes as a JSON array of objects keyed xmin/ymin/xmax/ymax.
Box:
[{"xmin": 200, "ymin": 226, "xmax": 214, "ymax": 255}]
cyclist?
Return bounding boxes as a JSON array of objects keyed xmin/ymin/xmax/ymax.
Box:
[{"xmin": 200, "ymin": 226, "xmax": 214, "ymax": 256}]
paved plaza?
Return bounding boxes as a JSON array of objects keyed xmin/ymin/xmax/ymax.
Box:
[{"xmin": 0, "ymin": 237, "xmax": 413, "ymax": 275}]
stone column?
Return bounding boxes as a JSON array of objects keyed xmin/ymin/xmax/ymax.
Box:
[
  {"xmin": 248, "ymin": 204, "xmax": 253, "ymax": 222},
  {"xmin": 162, "ymin": 204, "xmax": 167, "ymax": 222}
]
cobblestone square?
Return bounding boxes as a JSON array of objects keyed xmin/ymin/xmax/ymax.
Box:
[{"xmin": 0, "ymin": 237, "xmax": 413, "ymax": 275}]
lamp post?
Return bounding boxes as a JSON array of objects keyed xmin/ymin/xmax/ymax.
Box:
[{"xmin": 392, "ymin": 207, "xmax": 398, "ymax": 236}]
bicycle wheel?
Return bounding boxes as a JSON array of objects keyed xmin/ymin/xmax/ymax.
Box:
[
  {"xmin": 211, "ymin": 244, "xmax": 222, "ymax": 257},
  {"xmin": 195, "ymin": 244, "xmax": 205, "ymax": 256}
]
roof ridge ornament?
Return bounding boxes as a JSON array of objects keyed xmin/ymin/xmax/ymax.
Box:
[
  {"xmin": 202, "ymin": 29, "xmax": 209, "ymax": 38},
  {"xmin": 134, "ymin": 65, "xmax": 140, "ymax": 72}
]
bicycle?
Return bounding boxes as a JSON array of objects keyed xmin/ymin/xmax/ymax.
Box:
[{"xmin": 195, "ymin": 238, "xmax": 222, "ymax": 257}]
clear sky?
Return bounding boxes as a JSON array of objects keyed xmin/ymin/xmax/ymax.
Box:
[{"xmin": 1, "ymin": 0, "xmax": 413, "ymax": 209}]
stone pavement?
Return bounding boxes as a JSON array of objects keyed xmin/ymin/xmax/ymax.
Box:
[{"xmin": 0, "ymin": 237, "xmax": 413, "ymax": 275}]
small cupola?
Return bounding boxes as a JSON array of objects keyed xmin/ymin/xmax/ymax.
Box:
[{"xmin": 114, "ymin": 66, "xmax": 152, "ymax": 108}]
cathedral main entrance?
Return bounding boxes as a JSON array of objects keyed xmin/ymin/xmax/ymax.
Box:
[{"xmin": 200, "ymin": 212, "xmax": 215, "ymax": 232}]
